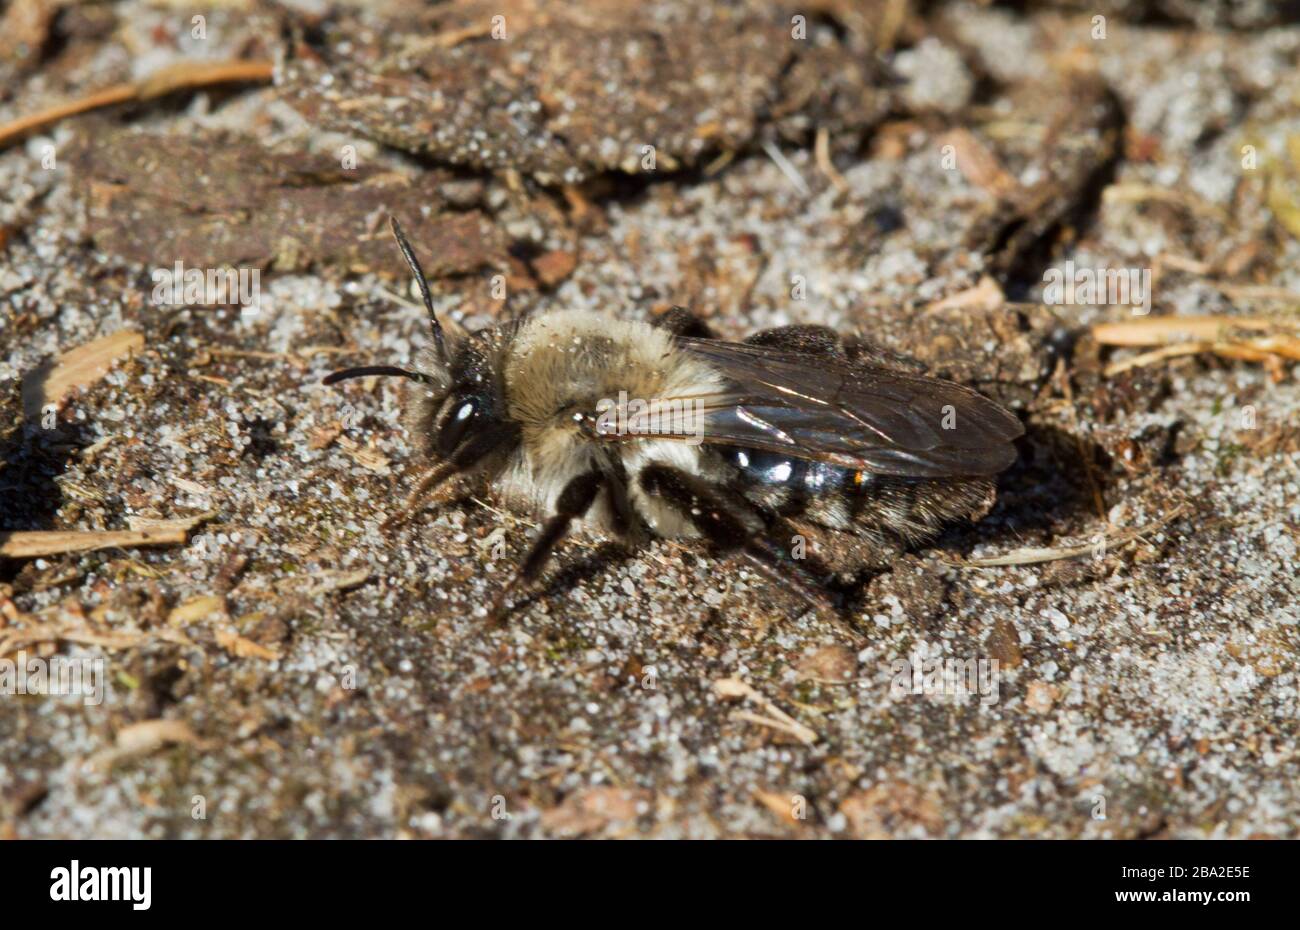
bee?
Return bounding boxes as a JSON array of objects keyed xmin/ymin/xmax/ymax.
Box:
[{"xmin": 325, "ymin": 217, "xmax": 1024, "ymax": 621}]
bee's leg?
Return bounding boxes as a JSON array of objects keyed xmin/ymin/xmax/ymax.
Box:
[
  {"xmin": 845, "ymin": 338, "xmax": 928, "ymax": 374},
  {"xmin": 638, "ymin": 463, "xmax": 838, "ymax": 618},
  {"xmin": 601, "ymin": 460, "xmax": 647, "ymax": 546},
  {"xmin": 744, "ymin": 325, "xmax": 927, "ymax": 374},
  {"xmin": 382, "ymin": 462, "xmax": 458, "ymax": 532},
  {"xmin": 386, "ymin": 423, "xmax": 521, "ymax": 532},
  {"xmin": 743, "ymin": 324, "xmax": 847, "ymax": 358},
  {"xmin": 652, "ymin": 305, "xmax": 715, "ymax": 339},
  {"xmin": 487, "ymin": 470, "xmax": 604, "ymax": 624}
]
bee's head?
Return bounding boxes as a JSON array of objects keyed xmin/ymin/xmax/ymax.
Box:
[
  {"xmin": 413, "ymin": 332, "xmax": 513, "ymax": 463},
  {"xmin": 323, "ymin": 216, "xmax": 519, "ymax": 473}
]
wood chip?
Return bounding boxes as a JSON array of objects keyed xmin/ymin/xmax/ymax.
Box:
[
  {"xmin": 751, "ymin": 787, "xmax": 801, "ymax": 826},
  {"xmin": 0, "ymin": 595, "xmax": 197, "ymax": 656},
  {"xmin": 85, "ymin": 719, "xmax": 203, "ymax": 773},
  {"xmin": 1092, "ymin": 315, "xmax": 1296, "ymax": 347},
  {"xmin": 1093, "ymin": 316, "xmax": 1300, "ymax": 375},
  {"xmin": 167, "ymin": 595, "xmax": 226, "ymax": 626},
  {"xmin": 0, "ymin": 622, "xmax": 193, "ymax": 657},
  {"xmin": 712, "ymin": 677, "xmax": 751, "ymax": 700},
  {"xmin": 814, "ymin": 127, "xmax": 849, "ymax": 194},
  {"xmin": 308, "ymin": 423, "xmax": 345, "ymax": 450},
  {"xmin": 170, "ymin": 477, "xmax": 213, "ymax": 497},
  {"xmin": 924, "ymin": 275, "xmax": 1005, "ymax": 313},
  {"xmin": 337, "ymin": 436, "xmax": 391, "ymax": 473},
  {"xmin": 20, "ymin": 330, "xmax": 143, "ymax": 418},
  {"xmin": 308, "ymin": 569, "xmax": 372, "ymax": 595},
  {"xmin": 0, "ymin": 60, "xmax": 273, "ymax": 151},
  {"xmin": 1102, "ymin": 183, "xmax": 1230, "ymax": 223},
  {"xmin": 730, "ymin": 710, "xmax": 819, "ymax": 746},
  {"xmin": 954, "ymin": 505, "xmax": 1187, "ymax": 568},
  {"xmin": 539, "ymin": 787, "xmax": 650, "ymax": 838},
  {"xmin": 215, "ymin": 629, "xmax": 281, "ymax": 661},
  {"xmin": 1208, "ymin": 282, "xmax": 1299, "ymax": 303},
  {"xmin": 938, "ymin": 128, "xmax": 1019, "ymax": 198},
  {"xmin": 712, "ymin": 677, "xmax": 819, "ymax": 745},
  {"xmin": 0, "ymin": 524, "xmax": 191, "ymax": 559},
  {"xmin": 126, "ymin": 511, "xmax": 215, "ymax": 533}
]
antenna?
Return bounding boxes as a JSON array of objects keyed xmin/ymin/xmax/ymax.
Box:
[
  {"xmin": 323, "ymin": 365, "xmax": 435, "ymax": 386},
  {"xmin": 389, "ymin": 215, "xmax": 448, "ymax": 366}
]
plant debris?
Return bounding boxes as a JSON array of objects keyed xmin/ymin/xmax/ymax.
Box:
[
  {"xmin": 20, "ymin": 330, "xmax": 143, "ymax": 418},
  {"xmin": 955, "ymin": 504, "xmax": 1188, "ymax": 567},
  {"xmin": 1095, "ymin": 316, "xmax": 1300, "ymax": 375},
  {"xmin": 85, "ymin": 719, "xmax": 204, "ymax": 774},
  {"xmin": 0, "ymin": 58, "xmax": 273, "ymax": 151},
  {"xmin": 0, "ymin": 523, "xmax": 194, "ymax": 559}
]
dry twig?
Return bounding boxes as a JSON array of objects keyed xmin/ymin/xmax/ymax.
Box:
[
  {"xmin": 0, "ymin": 60, "xmax": 274, "ymax": 151},
  {"xmin": 953, "ymin": 505, "xmax": 1188, "ymax": 568},
  {"xmin": 1093, "ymin": 316, "xmax": 1300, "ymax": 376},
  {"xmin": 713, "ymin": 677, "xmax": 819, "ymax": 745},
  {"xmin": 2, "ymin": 525, "xmax": 189, "ymax": 559}
]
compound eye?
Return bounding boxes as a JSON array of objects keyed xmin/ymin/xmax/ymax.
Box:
[{"xmin": 437, "ymin": 398, "xmax": 478, "ymax": 456}]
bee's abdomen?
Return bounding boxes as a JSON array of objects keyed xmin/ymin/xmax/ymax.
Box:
[
  {"xmin": 723, "ymin": 446, "xmax": 861, "ymax": 515},
  {"xmin": 721, "ymin": 445, "xmax": 994, "ymax": 541}
]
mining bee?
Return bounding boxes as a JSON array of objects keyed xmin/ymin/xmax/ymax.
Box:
[{"xmin": 324, "ymin": 217, "xmax": 1023, "ymax": 621}]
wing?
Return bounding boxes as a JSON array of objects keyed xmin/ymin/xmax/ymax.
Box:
[{"xmin": 662, "ymin": 337, "xmax": 1024, "ymax": 478}]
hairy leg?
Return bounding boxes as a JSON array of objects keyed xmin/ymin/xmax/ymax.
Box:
[
  {"xmin": 382, "ymin": 462, "xmax": 457, "ymax": 532},
  {"xmin": 600, "ymin": 459, "xmax": 645, "ymax": 545},
  {"xmin": 653, "ymin": 305, "xmax": 715, "ymax": 339},
  {"xmin": 383, "ymin": 423, "xmax": 520, "ymax": 532},
  {"xmin": 744, "ymin": 324, "xmax": 847, "ymax": 357},
  {"xmin": 639, "ymin": 462, "xmax": 837, "ymax": 617},
  {"xmin": 488, "ymin": 470, "xmax": 604, "ymax": 624},
  {"xmin": 743, "ymin": 323, "xmax": 928, "ymax": 374}
]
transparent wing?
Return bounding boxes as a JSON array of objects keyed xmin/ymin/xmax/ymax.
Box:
[{"xmin": 660, "ymin": 337, "xmax": 1024, "ymax": 478}]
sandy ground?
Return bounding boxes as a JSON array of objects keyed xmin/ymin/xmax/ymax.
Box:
[{"xmin": 2, "ymin": 1, "xmax": 1299, "ymax": 838}]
